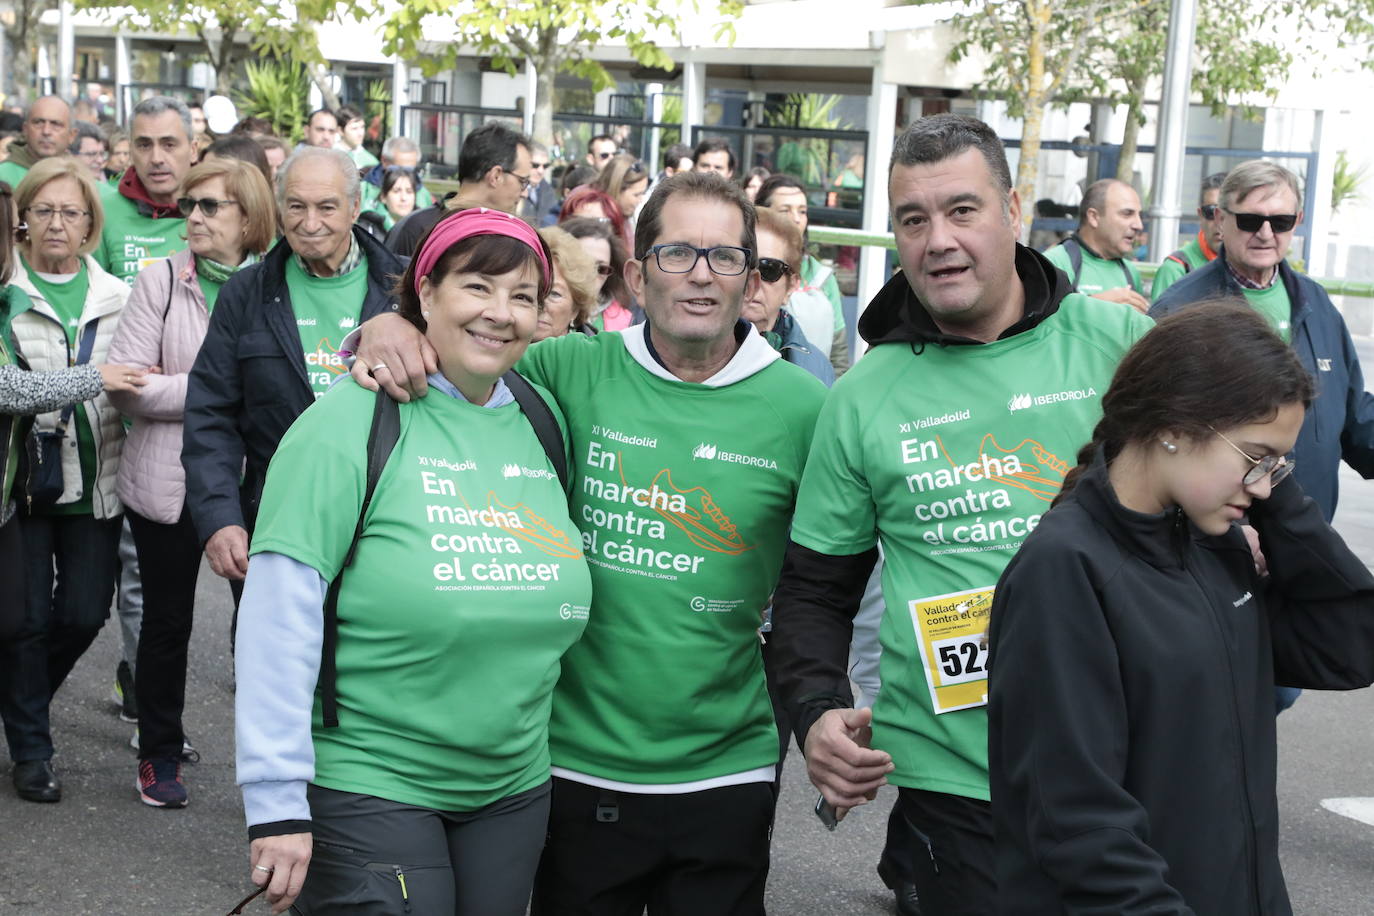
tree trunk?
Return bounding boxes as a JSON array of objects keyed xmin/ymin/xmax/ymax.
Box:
[
  {"xmin": 1115, "ymin": 71, "xmax": 1149, "ymax": 184},
  {"xmin": 214, "ymin": 28, "xmax": 240, "ymax": 96},
  {"xmin": 12, "ymin": 46, "xmax": 34, "ymax": 102},
  {"xmin": 310, "ymin": 61, "xmax": 341, "ymax": 112},
  {"xmin": 532, "ymin": 58, "xmax": 556, "ymax": 146},
  {"xmin": 1016, "ymin": 0, "xmax": 1050, "ymax": 236}
]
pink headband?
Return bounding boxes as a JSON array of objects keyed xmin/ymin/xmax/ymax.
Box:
[{"xmin": 412, "ymin": 207, "xmax": 552, "ymax": 294}]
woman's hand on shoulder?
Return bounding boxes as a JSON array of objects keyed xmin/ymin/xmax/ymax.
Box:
[
  {"xmin": 97, "ymin": 363, "xmax": 152, "ymax": 394},
  {"xmin": 249, "ymin": 832, "xmax": 313, "ymax": 914}
]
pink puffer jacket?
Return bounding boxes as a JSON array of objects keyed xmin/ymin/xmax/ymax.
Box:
[{"xmin": 107, "ymin": 248, "xmax": 208, "ymax": 524}]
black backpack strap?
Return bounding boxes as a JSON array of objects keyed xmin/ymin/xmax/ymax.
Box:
[
  {"xmin": 1119, "ymin": 257, "xmax": 1141, "ymax": 293},
  {"xmin": 320, "ymin": 388, "xmax": 400, "ymax": 728},
  {"xmin": 1062, "ymin": 237, "xmax": 1083, "ymax": 287},
  {"xmin": 503, "ymin": 369, "xmax": 569, "ymax": 492},
  {"xmin": 1165, "ymin": 250, "xmax": 1191, "ymax": 273},
  {"xmin": 56, "ymin": 320, "xmax": 99, "ymax": 433}
]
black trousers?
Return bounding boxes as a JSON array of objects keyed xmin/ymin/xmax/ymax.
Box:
[
  {"xmin": 0, "ymin": 514, "xmax": 24, "ymax": 640},
  {"xmin": 531, "ymin": 776, "xmax": 774, "ymax": 916},
  {"xmin": 127, "ymin": 505, "xmax": 203, "ymax": 759},
  {"xmin": 892, "ymin": 787, "xmax": 996, "ymax": 916},
  {"xmin": 1, "ymin": 512, "xmax": 121, "ymax": 762}
]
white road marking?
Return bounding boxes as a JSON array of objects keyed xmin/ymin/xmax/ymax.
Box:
[{"xmin": 1320, "ymin": 797, "xmax": 1374, "ymax": 827}]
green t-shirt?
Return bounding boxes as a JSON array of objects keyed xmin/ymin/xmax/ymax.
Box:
[
  {"xmin": 361, "ymin": 180, "xmax": 434, "ymax": 216},
  {"xmin": 1045, "ymin": 240, "xmax": 1143, "ymax": 297},
  {"xmin": 284, "ymin": 256, "xmax": 369, "ymax": 398},
  {"xmin": 197, "ymin": 273, "xmax": 223, "ymax": 313},
  {"xmin": 790, "ymin": 295, "xmax": 1153, "ymax": 801},
  {"xmin": 1149, "ymin": 237, "xmax": 1210, "ymax": 301},
  {"xmin": 25, "ymin": 261, "xmax": 96, "ymax": 515},
  {"xmin": 0, "ymin": 160, "xmax": 29, "ymax": 190},
  {"xmin": 251, "ymin": 379, "xmax": 592, "ymax": 811},
  {"xmin": 95, "ymin": 192, "xmax": 187, "ymax": 286},
  {"xmin": 1244, "ymin": 281, "xmax": 1292, "ymax": 344},
  {"xmin": 520, "ymin": 330, "xmax": 827, "ymax": 783}
]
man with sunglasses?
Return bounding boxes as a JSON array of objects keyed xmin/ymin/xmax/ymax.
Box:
[
  {"xmin": 1150, "ymin": 172, "xmax": 1226, "ymax": 300},
  {"xmin": 585, "ymin": 134, "xmax": 617, "ymax": 167},
  {"xmin": 1153, "ymin": 158, "xmax": 1374, "ymax": 527},
  {"xmin": 94, "ymin": 96, "xmax": 193, "ymax": 286},
  {"xmin": 383, "ymin": 122, "xmax": 533, "ymax": 257},
  {"xmin": 346, "ymin": 170, "xmax": 826, "ymax": 914}
]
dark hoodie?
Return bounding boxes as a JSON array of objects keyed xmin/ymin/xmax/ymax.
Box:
[
  {"xmin": 2, "ymin": 139, "xmax": 39, "ymax": 172},
  {"xmin": 768, "ymin": 243, "xmax": 1086, "ymax": 745}
]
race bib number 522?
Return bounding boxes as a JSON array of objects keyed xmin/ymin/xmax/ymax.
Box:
[{"xmin": 908, "ymin": 586, "xmax": 992, "ymax": 714}]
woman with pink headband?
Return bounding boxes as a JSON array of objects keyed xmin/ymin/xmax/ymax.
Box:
[{"xmin": 233, "ymin": 208, "xmax": 592, "ymax": 915}]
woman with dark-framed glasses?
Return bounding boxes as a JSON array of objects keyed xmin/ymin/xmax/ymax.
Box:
[
  {"xmin": 107, "ymin": 157, "xmax": 276, "ymax": 809},
  {"xmin": 987, "ymin": 300, "xmax": 1374, "ymax": 915}
]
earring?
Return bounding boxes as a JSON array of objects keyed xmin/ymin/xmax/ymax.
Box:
[
  {"xmin": 422, "ymin": 310, "xmax": 431, "ymax": 319},
  {"xmin": 1161, "ymin": 440, "xmax": 1178, "ymax": 453}
]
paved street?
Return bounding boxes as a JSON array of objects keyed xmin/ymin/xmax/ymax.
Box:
[{"xmin": 6, "ymin": 348, "xmax": 1374, "ymax": 914}]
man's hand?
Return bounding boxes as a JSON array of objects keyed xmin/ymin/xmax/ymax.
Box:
[
  {"xmin": 1092, "ymin": 287, "xmax": 1151, "ymax": 313},
  {"xmin": 249, "ymin": 833, "xmax": 312, "ymax": 915},
  {"xmin": 804, "ymin": 707, "xmax": 894, "ymax": 818},
  {"xmin": 348, "ymin": 313, "xmax": 437, "ymax": 402},
  {"xmin": 206, "ymin": 525, "xmax": 250, "ymax": 580}
]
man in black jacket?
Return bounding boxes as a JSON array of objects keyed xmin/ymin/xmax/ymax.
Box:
[
  {"xmin": 767, "ymin": 114, "xmax": 1152, "ymax": 916},
  {"xmin": 183, "ymin": 147, "xmax": 403, "ymax": 588}
]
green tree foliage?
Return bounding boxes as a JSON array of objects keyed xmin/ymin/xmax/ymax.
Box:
[
  {"xmin": 1331, "ymin": 150, "xmax": 1369, "ymax": 214},
  {"xmin": 382, "ymin": 0, "xmax": 744, "ymax": 145},
  {"xmin": 74, "ymin": 0, "xmax": 370, "ymax": 98}
]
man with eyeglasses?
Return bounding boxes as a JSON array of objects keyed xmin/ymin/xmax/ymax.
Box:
[
  {"xmin": 523, "ymin": 140, "xmax": 559, "ymax": 226},
  {"xmin": 384, "ymin": 121, "xmax": 533, "ymax": 257},
  {"xmin": 1044, "ymin": 178, "xmax": 1148, "ymax": 312},
  {"xmin": 94, "ymin": 96, "xmax": 194, "ymax": 286},
  {"xmin": 1154, "ymin": 159, "xmax": 1374, "ymax": 713},
  {"xmin": 1154, "ymin": 160, "xmax": 1374, "ymax": 524},
  {"xmin": 345, "ymin": 170, "xmax": 827, "ymax": 914},
  {"xmin": 1150, "ymin": 172, "xmax": 1226, "ymax": 300},
  {"xmin": 766, "ymin": 114, "xmax": 1153, "ymax": 916},
  {"xmin": 68, "ymin": 120, "xmax": 110, "ymax": 183},
  {"xmin": 585, "ymin": 134, "xmax": 617, "ymax": 168},
  {"xmin": 0, "ymin": 96, "xmax": 76, "ymax": 188}
]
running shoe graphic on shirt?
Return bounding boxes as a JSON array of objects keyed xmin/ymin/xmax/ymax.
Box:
[
  {"xmin": 487, "ymin": 493, "xmax": 582, "ymax": 558},
  {"xmin": 645, "ymin": 467, "xmax": 751, "ymax": 555},
  {"xmin": 929, "ymin": 433, "xmax": 1071, "ymax": 503}
]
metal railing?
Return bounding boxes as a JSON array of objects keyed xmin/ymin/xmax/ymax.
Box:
[{"xmin": 806, "ymin": 226, "xmax": 1374, "ymax": 299}]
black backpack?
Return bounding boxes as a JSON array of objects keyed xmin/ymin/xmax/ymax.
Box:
[
  {"xmin": 319, "ymin": 372, "xmax": 569, "ymax": 727},
  {"xmin": 1060, "ymin": 236, "xmax": 1141, "ymax": 294}
]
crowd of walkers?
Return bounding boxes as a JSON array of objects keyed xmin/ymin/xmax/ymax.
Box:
[{"xmin": 2, "ymin": 91, "xmax": 1373, "ymax": 916}]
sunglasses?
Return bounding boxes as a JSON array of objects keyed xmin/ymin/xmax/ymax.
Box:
[
  {"xmin": 1225, "ymin": 209, "xmax": 1297, "ymax": 233},
  {"xmin": 1200, "ymin": 204, "xmax": 1219, "ymax": 220},
  {"xmin": 178, "ymin": 196, "xmax": 239, "ymax": 218},
  {"xmin": 758, "ymin": 258, "xmax": 793, "ymax": 284}
]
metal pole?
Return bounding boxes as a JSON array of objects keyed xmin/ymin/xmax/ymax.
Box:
[
  {"xmin": 58, "ymin": 0, "xmax": 75, "ymax": 101},
  {"xmin": 1147, "ymin": 0, "xmax": 1199, "ymax": 263},
  {"xmin": 522, "ymin": 58, "xmax": 536, "ymax": 138}
]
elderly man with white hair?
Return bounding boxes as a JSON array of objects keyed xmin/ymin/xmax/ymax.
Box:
[{"xmin": 182, "ymin": 147, "xmax": 405, "ymax": 593}]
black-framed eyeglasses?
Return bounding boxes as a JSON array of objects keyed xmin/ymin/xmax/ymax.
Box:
[
  {"xmin": 178, "ymin": 196, "xmax": 239, "ymax": 218},
  {"xmin": 1224, "ymin": 209, "xmax": 1298, "ymax": 234},
  {"xmin": 1200, "ymin": 204, "xmax": 1220, "ymax": 220},
  {"xmin": 24, "ymin": 206, "xmax": 89, "ymax": 224},
  {"xmin": 504, "ymin": 169, "xmax": 532, "ymax": 191},
  {"xmin": 758, "ymin": 258, "xmax": 793, "ymax": 284},
  {"xmin": 1211, "ymin": 427, "xmax": 1296, "ymax": 486},
  {"xmin": 225, "ymin": 884, "xmax": 266, "ymax": 915},
  {"xmin": 646, "ymin": 244, "xmax": 752, "ymax": 276}
]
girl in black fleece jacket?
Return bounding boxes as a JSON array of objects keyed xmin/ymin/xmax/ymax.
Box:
[{"xmin": 988, "ymin": 300, "xmax": 1374, "ymax": 915}]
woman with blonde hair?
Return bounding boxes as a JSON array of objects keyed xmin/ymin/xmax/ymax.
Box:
[
  {"xmin": 107, "ymin": 156, "xmax": 276, "ymax": 808},
  {"xmin": 534, "ymin": 225, "xmax": 599, "ymax": 340},
  {"xmin": 1, "ymin": 155, "xmax": 130, "ymax": 804}
]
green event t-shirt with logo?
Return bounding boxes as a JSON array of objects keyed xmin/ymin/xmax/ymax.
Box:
[
  {"xmin": 284, "ymin": 256, "xmax": 368, "ymax": 398},
  {"xmin": 790, "ymin": 295, "xmax": 1153, "ymax": 801},
  {"xmin": 1244, "ymin": 280, "xmax": 1292, "ymax": 344},
  {"xmin": 95, "ymin": 192, "xmax": 187, "ymax": 286},
  {"xmin": 1045, "ymin": 241, "xmax": 1143, "ymax": 297},
  {"xmin": 26, "ymin": 261, "xmax": 96, "ymax": 516},
  {"xmin": 520, "ymin": 330, "xmax": 827, "ymax": 784},
  {"xmin": 250, "ymin": 379, "xmax": 593, "ymax": 812}
]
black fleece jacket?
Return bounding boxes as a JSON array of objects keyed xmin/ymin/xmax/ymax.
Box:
[
  {"xmin": 768, "ymin": 244, "xmax": 1079, "ymax": 745},
  {"xmin": 988, "ymin": 457, "xmax": 1374, "ymax": 915}
]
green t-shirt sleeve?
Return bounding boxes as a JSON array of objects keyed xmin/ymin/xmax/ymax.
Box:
[
  {"xmin": 1150, "ymin": 258, "xmax": 1186, "ymax": 301},
  {"xmin": 517, "ymin": 330, "xmax": 596, "ymax": 393},
  {"xmin": 249, "ymin": 381, "xmax": 375, "ymax": 579},
  {"xmin": 789, "ymin": 388, "xmax": 877, "ymax": 555}
]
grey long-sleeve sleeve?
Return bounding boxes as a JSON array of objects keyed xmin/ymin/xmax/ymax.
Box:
[{"xmin": 0, "ymin": 363, "xmax": 103, "ymax": 415}]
